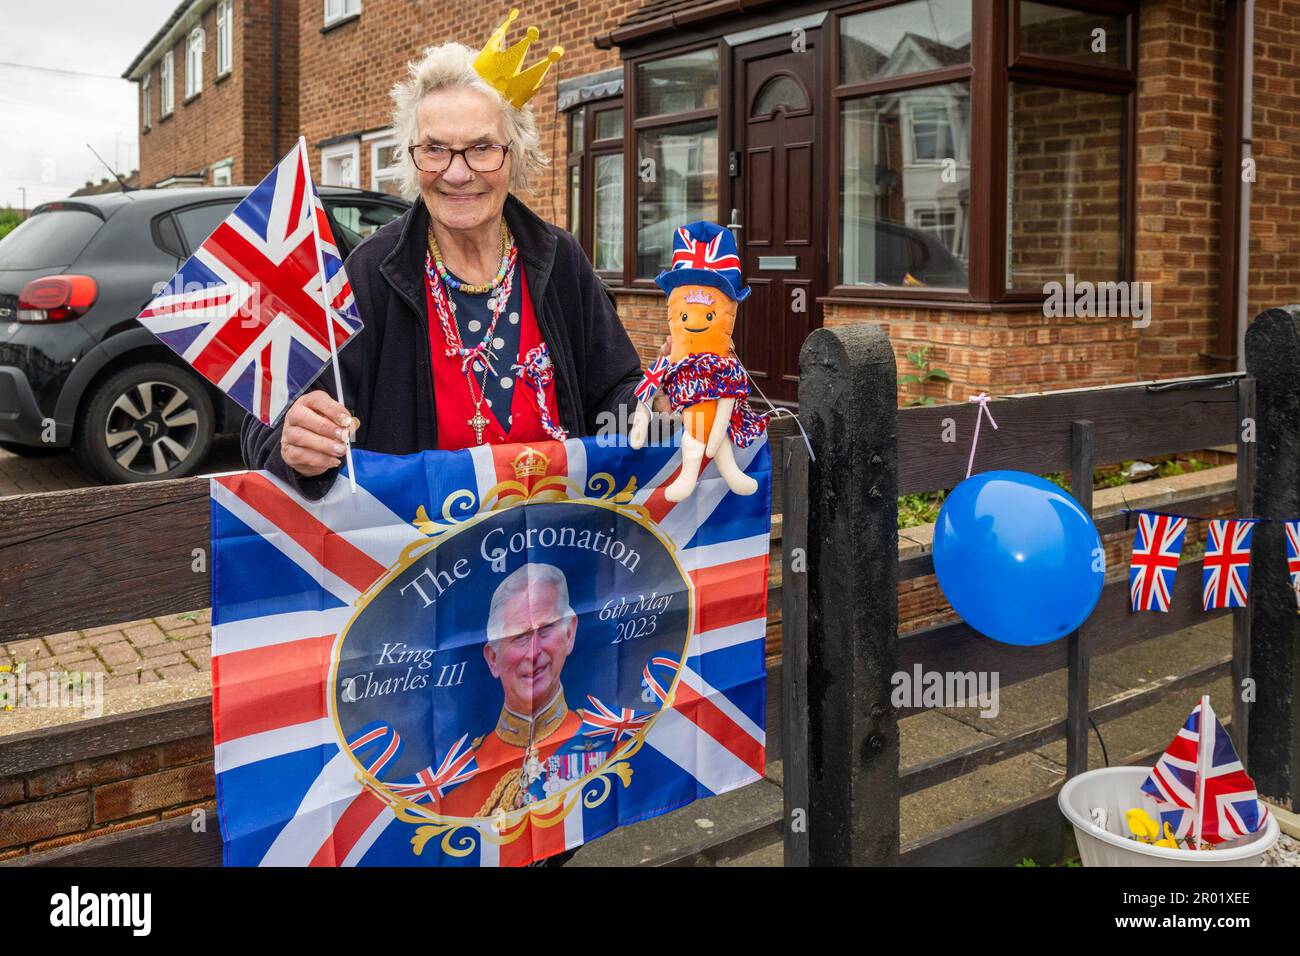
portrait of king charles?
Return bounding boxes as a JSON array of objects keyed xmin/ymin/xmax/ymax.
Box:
[{"xmin": 438, "ymin": 563, "xmax": 610, "ymax": 818}]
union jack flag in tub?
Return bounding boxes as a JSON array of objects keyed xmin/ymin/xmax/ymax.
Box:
[
  {"xmin": 210, "ymin": 435, "xmax": 770, "ymax": 865},
  {"xmin": 137, "ymin": 140, "xmax": 362, "ymax": 427},
  {"xmin": 1139, "ymin": 696, "xmax": 1269, "ymax": 846}
]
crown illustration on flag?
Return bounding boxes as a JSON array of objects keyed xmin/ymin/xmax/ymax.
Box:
[
  {"xmin": 655, "ymin": 221, "xmax": 751, "ymax": 302},
  {"xmin": 513, "ymin": 445, "xmax": 550, "ymax": 479},
  {"xmin": 473, "ymin": 8, "xmax": 564, "ymax": 110}
]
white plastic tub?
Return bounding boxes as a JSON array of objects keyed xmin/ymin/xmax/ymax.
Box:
[{"xmin": 1058, "ymin": 766, "xmax": 1278, "ymax": 867}]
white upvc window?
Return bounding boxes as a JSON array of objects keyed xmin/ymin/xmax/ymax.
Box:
[
  {"xmin": 324, "ymin": 0, "xmax": 361, "ymax": 27},
  {"xmin": 161, "ymin": 50, "xmax": 175, "ymax": 115},
  {"xmin": 142, "ymin": 74, "xmax": 152, "ymax": 129},
  {"xmin": 216, "ymin": 0, "xmax": 232, "ymax": 76},
  {"xmin": 212, "ymin": 162, "xmax": 233, "ymax": 186},
  {"xmin": 321, "ymin": 141, "xmax": 360, "ymax": 188},
  {"xmin": 185, "ymin": 28, "xmax": 204, "ymax": 98},
  {"xmin": 368, "ymin": 134, "xmax": 402, "ymax": 195}
]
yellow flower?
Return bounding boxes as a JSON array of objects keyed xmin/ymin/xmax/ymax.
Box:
[
  {"xmin": 1125, "ymin": 807, "xmax": 1161, "ymax": 843},
  {"xmin": 1154, "ymin": 822, "xmax": 1179, "ymax": 849}
]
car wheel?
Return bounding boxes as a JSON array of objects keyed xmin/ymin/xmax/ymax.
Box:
[{"xmin": 74, "ymin": 363, "xmax": 215, "ymax": 484}]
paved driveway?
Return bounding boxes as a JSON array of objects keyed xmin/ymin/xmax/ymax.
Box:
[{"xmin": 0, "ymin": 436, "xmax": 244, "ymax": 497}]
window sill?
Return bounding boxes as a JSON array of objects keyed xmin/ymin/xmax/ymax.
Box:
[
  {"xmin": 321, "ymin": 12, "xmax": 360, "ymax": 33},
  {"xmin": 214, "ymin": 70, "xmax": 232, "ymax": 85},
  {"xmin": 159, "ymin": 111, "xmax": 174, "ymax": 123},
  {"xmin": 183, "ymin": 90, "xmax": 201, "ymax": 106},
  {"xmin": 817, "ymin": 292, "xmax": 1048, "ymax": 313},
  {"xmin": 604, "ymin": 284, "xmax": 664, "ymax": 297}
]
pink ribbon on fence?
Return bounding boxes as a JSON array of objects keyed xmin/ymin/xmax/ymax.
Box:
[{"xmin": 965, "ymin": 392, "xmax": 998, "ymax": 479}]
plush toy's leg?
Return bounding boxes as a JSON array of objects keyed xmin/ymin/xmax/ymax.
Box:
[
  {"xmin": 664, "ymin": 430, "xmax": 706, "ymax": 502},
  {"xmin": 629, "ymin": 402, "xmax": 651, "ymax": 449},
  {"xmin": 705, "ymin": 397, "xmax": 735, "ymax": 458},
  {"xmin": 713, "ymin": 438, "xmax": 758, "ymax": 496}
]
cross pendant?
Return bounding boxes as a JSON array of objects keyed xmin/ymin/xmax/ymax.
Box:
[{"xmin": 468, "ymin": 408, "xmax": 491, "ymax": 444}]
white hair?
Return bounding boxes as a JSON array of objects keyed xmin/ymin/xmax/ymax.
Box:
[
  {"xmin": 387, "ymin": 42, "xmax": 547, "ymax": 200},
  {"xmin": 486, "ymin": 563, "xmax": 574, "ymax": 643}
]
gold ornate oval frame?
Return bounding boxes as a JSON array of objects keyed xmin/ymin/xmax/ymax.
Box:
[{"xmin": 326, "ymin": 465, "xmax": 695, "ymax": 858}]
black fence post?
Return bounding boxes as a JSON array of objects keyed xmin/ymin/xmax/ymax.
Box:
[
  {"xmin": 782, "ymin": 436, "xmax": 811, "ymax": 866},
  {"xmin": 1066, "ymin": 420, "xmax": 1095, "ymax": 777},
  {"xmin": 798, "ymin": 324, "xmax": 899, "ymax": 865},
  {"xmin": 1245, "ymin": 306, "xmax": 1300, "ymax": 809}
]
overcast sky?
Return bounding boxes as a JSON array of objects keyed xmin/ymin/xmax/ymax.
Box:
[{"xmin": 0, "ymin": 0, "xmax": 179, "ymax": 209}]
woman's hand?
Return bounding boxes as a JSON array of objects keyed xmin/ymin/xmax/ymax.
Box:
[{"xmin": 280, "ymin": 390, "xmax": 357, "ymax": 478}]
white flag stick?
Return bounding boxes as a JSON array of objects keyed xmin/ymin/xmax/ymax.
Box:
[
  {"xmin": 299, "ymin": 135, "xmax": 357, "ymax": 494},
  {"xmin": 1193, "ymin": 693, "xmax": 1210, "ymax": 851}
]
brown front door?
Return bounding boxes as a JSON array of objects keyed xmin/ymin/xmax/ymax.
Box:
[{"xmin": 731, "ymin": 32, "xmax": 823, "ymax": 405}]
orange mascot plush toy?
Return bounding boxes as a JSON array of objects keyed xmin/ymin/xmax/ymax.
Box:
[{"xmin": 628, "ymin": 221, "xmax": 766, "ymax": 502}]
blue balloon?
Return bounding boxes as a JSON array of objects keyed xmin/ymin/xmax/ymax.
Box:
[{"xmin": 932, "ymin": 470, "xmax": 1104, "ymax": 646}]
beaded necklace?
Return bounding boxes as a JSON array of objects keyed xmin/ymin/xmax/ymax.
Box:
[{"xmin": 428, "ymin": 219, "xmax": 511, "ymax": 294}]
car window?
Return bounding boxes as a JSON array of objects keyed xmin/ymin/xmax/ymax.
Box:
[
  {"xmin": 0, "ymin": 209, "xmax": 103, "ymax": 270},
  {"xmin": 325, "ymin": 200, "xmax": 405, "ymax": 254},
  {"xmin": 174, "ymin": 201, "xmax": 241, "ymax": 253}
]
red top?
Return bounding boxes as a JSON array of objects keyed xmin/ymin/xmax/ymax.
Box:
[{"xmin": 425, "ymin": 266, "xmax": 561, "ymax": 450}]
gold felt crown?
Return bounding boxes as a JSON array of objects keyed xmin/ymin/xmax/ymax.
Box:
[{"xmin": 473, "ymin": 8, "xmax": 564, "ymax": 110}]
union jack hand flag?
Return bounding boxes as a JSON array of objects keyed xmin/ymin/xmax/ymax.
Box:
[
  {"xmin": 1201, "ymin": 518, "xmax": 1256, "ymax": 610},
  {"xmin": 634, "ymin": 355, "xmax": 672, "ymax": 405},
  {"xmin": 136, "ymin": 139, "xmax": 362, "ymax": 427},
  {"xmin": 1129, "ymin": 512, "xmax": 1187, "ymax": 612},
  {"xmin": 1140, "ymin": 696, "xmax": 1269, "ymax": 846}
]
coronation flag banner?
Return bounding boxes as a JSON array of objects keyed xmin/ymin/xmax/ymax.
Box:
[
  {"xmin": 136, "ymin": 139, "xmax": 362, "ymax": 427},
  {"xmin": 210, "ymin": 434, "xmax": 771, "ymax": 866}
]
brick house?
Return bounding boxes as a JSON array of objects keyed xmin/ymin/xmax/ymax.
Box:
[
  {"xmin": 124, "ymin": 0, "xmax": 300, "ymax": 189},
  {"xmin": 129, "ymin": 0, "xmax": 1300, "ymax": 403}
]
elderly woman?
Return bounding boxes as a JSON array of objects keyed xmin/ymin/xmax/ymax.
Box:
[{"xmin": 242, "ymin": 38, "xmax": 659, "ymax": 497}]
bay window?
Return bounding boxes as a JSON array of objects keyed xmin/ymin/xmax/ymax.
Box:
[{"xmin": 837, "ymin": 0, "xmax": 972, "ymax": 290}]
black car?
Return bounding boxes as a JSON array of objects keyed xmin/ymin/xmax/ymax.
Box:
[{"xmin": 0, "ymin": 186, "xmax": 407, "ymax": 483}]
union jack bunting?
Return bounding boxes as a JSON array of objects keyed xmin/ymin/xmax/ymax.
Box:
[
  {"xmin": 1285, "ymin": 521, "xmax": 1300, "ymax": 605},
  {"xmin": 1140, "ymin": 696, "xmax": 1269, "ymax": 846},
  {"xmin": 1129, "ymin": 512, "xmax": 1188, "ymax": 612},
  {"xmin": 1201, "ymin": 518, "xmax": 1256, "ymax": 610},
  {"xmin": 211, "ymin": 434, "xmax": 770, "ymax": 866},
  {"xmin": 634, "ymin": 355, "xmax": 671, "ymax": 406},
  {"xmin": 137, "ymin": 139, "xmax": 362, "ymax": 427}
]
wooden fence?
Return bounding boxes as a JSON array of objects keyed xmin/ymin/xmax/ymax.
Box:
[{"xmin": 781, "ymin": 305, "xmax": 1300, "ymax": 865}]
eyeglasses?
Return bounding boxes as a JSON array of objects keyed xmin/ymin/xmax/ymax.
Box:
[{"xmin": 408, "ymin": 143, "xmax": 510, "ymax": 173}]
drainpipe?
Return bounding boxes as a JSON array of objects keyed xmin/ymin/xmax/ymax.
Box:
[
  {"xmin": 271, "ymin": 0, "xmax": 281, "ymax": 171},
  {"xmin": 1214, "ymin": 0, "xmax": 1253, "ymax": 372},
  {"xmin": 1235, "ymin": 1, "xmax": 1254, "ymax": 373}
]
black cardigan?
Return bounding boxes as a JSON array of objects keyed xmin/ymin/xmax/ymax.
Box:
[{"xmin": 240, "ymin": 193, "xmax": 644, "ymax": 499}]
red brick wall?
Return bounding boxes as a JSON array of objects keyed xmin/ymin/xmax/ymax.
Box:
[
  {"xmin": 1133, "ymin": 0, "xmax": 1224, "ymax": 380},
  {"xmin": 137, "ymin": 0, "xmax": 298, "ymax": 187},
  {"xmin": 296, "ymin": 0, "xmax": 641, "ymax": 220},
  {"xmin": 0, "ymin": 737, "xmax": 214, "ymax": 860},
  {"xmin": 1247, "ymin": 0, "xmax": 1300, "ymax": 319}
]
